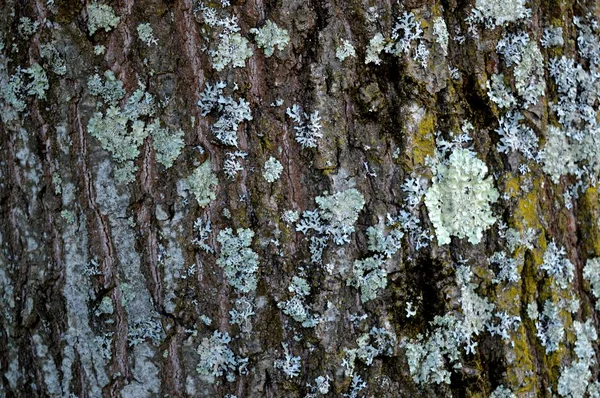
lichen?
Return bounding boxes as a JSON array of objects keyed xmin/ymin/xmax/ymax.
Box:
[
  {"xmin": 336, "ymin": 39, "xmax": 356, "ymax": 61},
  {"xmin": 18, "ymin": 17, "xmax": 39, "ymax": 38},
  {"xmin": 425, "ymin": 148, "xmax": 499, "ymax": 245},
  {"xmin": 211, "ymin": 33, "xmax": 253, "ymax": 71},
  {"xmin": 470, "ymin": 0, "xmax": 530, "ymax": 28},
  {"xmin": 137, "ymin": 23, "xmax": 158, "ymax": 46},
  {"xmin": 583, "ymin": 258, "xmax": 600, "ymax": 310},
  {"xmin": 39, "ymin": 44, "xmax": 67, "ymax": 76},
  {"xmin": 147, "ymin": 121, "xmax": 184, "ymax": 169},
  {"xmin": 313, "ymin": 188, "xmax": 366, "ymax": 245},
  {"xmin": 196, "ymin": 330, "xmax": 246, "ymax": 383},
  {"xmin": 250, "ymin": 20, "xmax": 289, "ymax": 57},
  {"xmin": 365, "ymin": 33, "xmax": 386, "ymax": 65},
  {"xmin": 87, "ymin": 70, "xmax": 126, "ymax": 105},
  {"xmin": 87, "ymin": 86, "xmax": 156, "ymax": 183},
  {"xmin": 432, "ymin": 17, "xmax": 449, "ymax": 56},
  {"xmin": 186, "ymin": 160, "xmax": 218, "ymax": 207},
  {"xmin": 216, "ymin": 228, "xmax": 259, "ymax": 293},
  {"xmin": 263, "ymin": 156, "xmax": 283, "ymax": 182},
  {"xmin": 24, "ymin": 63, "xmax": 48, "ymax": 100},
  {"xmin": 197, "ymin": 81, "xmax": 252, "ymax": 147},
  {"xmin": 87, "ymin": 2, "xmax": 120, "ymax": 35}
]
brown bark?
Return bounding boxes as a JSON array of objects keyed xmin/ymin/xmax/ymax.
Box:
[{"xmin": 0, "ymin": 0, "xmax": 598, "ymax": 397}]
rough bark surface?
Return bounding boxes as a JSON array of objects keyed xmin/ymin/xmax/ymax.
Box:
[{"xmin": 0, "ymin": 0, "xmax": 599, "ymax": 397}]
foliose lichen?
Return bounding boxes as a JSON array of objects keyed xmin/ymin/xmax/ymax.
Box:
[
  {"xmin": 216, "ymin": 228, "xmax": 259, "ymax": 294},
  {"xmin": 263, "ymin": 156, "xmax": 283, "ymax": 183},
  {"xmin": 187, "ymin": 160, "xmax": 218, "ymax": 207},
  {"xmin": 425, "ymin": 148, "xmax": 499, "ymax": 245},
  {"xmin": 250, "ymin": 20, "xmax": 289, "ymax": 57},
  {"xmin": 87, "ymin": 2, "xmax": 120, "ymax": 35}
]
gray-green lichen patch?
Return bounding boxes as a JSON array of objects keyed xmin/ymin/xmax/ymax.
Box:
[
  {"xmin": 470, "ymin": 0, "xmax": 530, "ymax": 28},
  {"xmin": 184, "ymin": 160, "xmax": 218, "ymax": 208},
  {"xmin": 5, "ymin": 0, "xmax": 600, "ymax": 396},
  {"xmin": 0, "ymin": 61, "xmax": 27, "ymax": 121},
  {"xmin": 1, "ymin": 58, "xmax": 53, "ymax": 122},
  {"xmin": 216, "ymin": 228, "xmax": 259, "ymax": 294},
  {"xmin": 87, "ymin": 87, "xmax": 155, "ymax": 183},
  {"xmin": 250, "ymin": 20, "xmax": 290, "ymax": 58},
  {"xmin": 425, "ymin": 148, "xmax": 499, "ymax": 245},
  {"xmin": 196, "ymin": 2, "xmax": 253, "ymax": 71},
  {"xmin": 40, "ymin": 44, "xmax": 67, "ymax": 76},
  {"xmin": 158, "ymin": 214, "xmax": 186, "ymax": 314},
  {"xmin": 137, "ymin": 23, "xmax": 158, "ymax": 47},
  {"xmin": 87, "ymin": 70, "xmax": 125, "ymax": 105},
  {"xmin": 17, "ymin": 17, "xmax": 39, "ymax": 39},
  {"xmin": 147, "ymin": 121, "xmax": 185, "ymax": 169},
  {"xmin": 93, "ymin": 159, "xmax": 162, "ymax": 392},
  {"xmin": 24, "ymin": 63, "xmax": 49, "ymax": 100},
  {"xmin": 87, "ymin": 2, "xmax": 120, "ymax": 35},
  {"xmin": 88, "ymin": 76, "xmax": 184, "ymax": 181},
  {"xmin": 61, "ymin": 181, "xmax": 109, "ymax": 396},
  {"xmin": 120, "ymin": 344, "xmax": 161, "ymax": 397},
  {"xmin": 32, "ymin": 334, "xmax": 61, "ymax": 395},
  {"xmin": 212, "ymin": 32, "xmax": 253, "ymax": 71}
]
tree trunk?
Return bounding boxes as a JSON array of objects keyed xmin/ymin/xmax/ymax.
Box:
[{"xmin": 1, "ymin": 0, "xmax": 598, "ymax": 397}]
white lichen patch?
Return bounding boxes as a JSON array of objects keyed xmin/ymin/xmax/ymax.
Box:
[
  {"xmin": 557, "ymin": 320, "xmax": 598, "ymax": 397},
  {"xmin": 535, "ymin": 300, "xmax": 565, "ymax": 353},
  {"xmin": 540, "ymin": 241, "xmax": 574, "ymax": 289},
  {"xmin": 540, "ymin": 126, "xmax": 578, "ymax": 184},
  {"xmin": 541, "ymin": 26, "xmax": 564, "ymax": 48},
  {"xmin": 405, "ymin": 263, "xmax": 494, "ymax": 385},
  {"xmin": 263, "ymin": 156, "xmax": 283, "ymax": 182},
  {"xmin": 275, "ymin": 343, "xmax": 301, "ymax": 378},
  {"xmin": 425, "ymin": 148, "xmax": 499, "ymax": 245},
  {"xmin": 197, "ymin": 81, "xmax": 252, "ymax": 147},
  {"xmin": 487, "ymin": 74, "xmax": 517, "ymax": 109},
  {"xmin": 432, "ymin": 17, "xmax": 449, "ymax": 56},
  {"xmin": 211, "ymin": 33, "xmax": 253, "ymax": 71},
  {"xmin": 470, "ymin": 0, "xmax": 530, "ymax": 28},
  {"xmin": 250, "ymin": 20, "xmax": 289, "ymax": 57},
  {"xmin": 336, "ymin": 39, "xmax": 356, "ymax": 61},
  {"xmin": 583, "ymin": 257, "xmax": 600, "ymax": 310},
  {"xmin": 365, "ymin": 33, "xmax": 386, "ymax": 65},
  {"xmin": 490, "ymin": 385, "xmax": 516, "ymax": 398},
  {"xmin": 385, "ymin": 12, "xmax": 428, "ymax": 67},
  {"xmin": 513, "ymin": 41, "xmax": 546, "ymax": 107},
  {"xmin": 295, "ymin": 188, "xmax": 366, "ymax": 263},
  {"xmin": 286, "ymin": 104, "xmax": 323, "ymax": 148}
]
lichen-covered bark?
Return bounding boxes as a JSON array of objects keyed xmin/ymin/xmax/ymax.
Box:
[{"xmin": 1, "ymin": 0, "xmax": 599, "ymax": 397}]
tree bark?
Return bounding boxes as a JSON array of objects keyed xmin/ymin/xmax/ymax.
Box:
[{"xmin": 0, "ymin": 0, "xmax": 598, "ymax": 397}]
